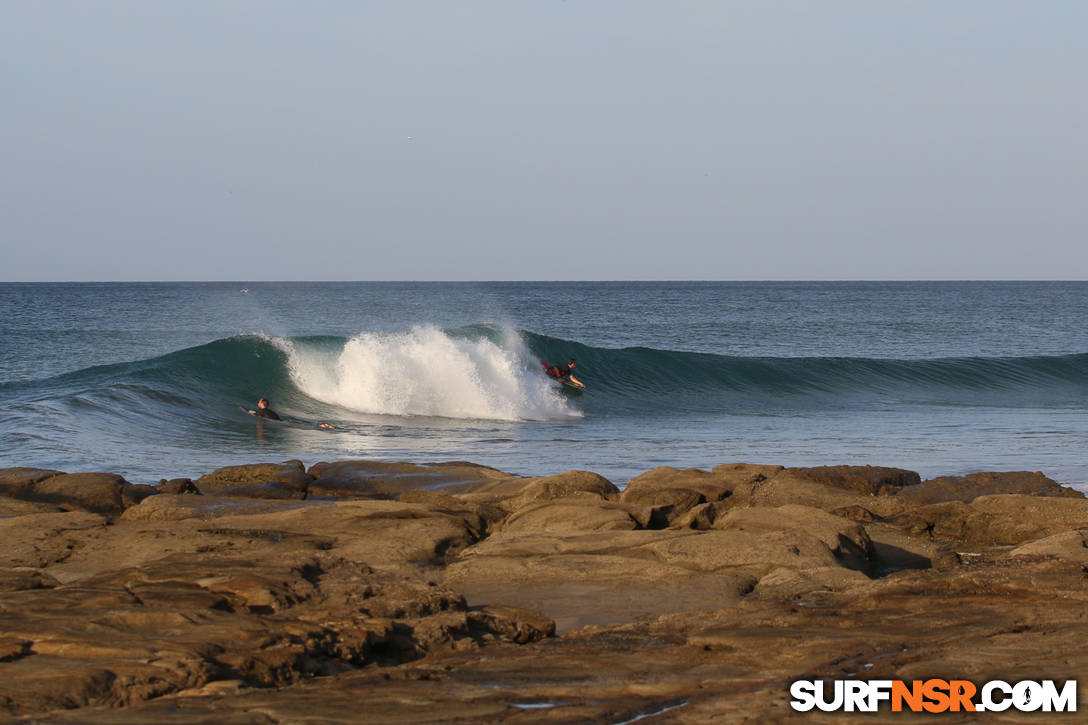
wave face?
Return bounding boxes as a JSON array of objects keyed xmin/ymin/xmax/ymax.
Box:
[
  {"xmin": 522, "ymin": 331, "xmax": 1088, "ymax": 412},
  {"xmin": 3, "ymin": 326, "xmax": 1087, "ymax": 431},
  {"xmin": 0, "ymin": 326, "xmax": 582, "ymax": 425}
]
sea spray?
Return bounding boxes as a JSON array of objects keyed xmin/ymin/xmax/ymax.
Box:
[{"xmin": 279, "ymin": 325, "xmax": 580, "ymax": 421}]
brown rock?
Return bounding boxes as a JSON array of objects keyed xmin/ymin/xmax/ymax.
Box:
[
  {"xmin": 504, "ymin": 470, "xmax": 619, "ymax": 509},
  {"xmin": 831, "ymin": 504, "xmax": 878, "ymax": 522},
  {"xmin": 15, "ymin": 473, "xmax": 152, "ymax": 516},
  {"xmin": 619, "ymin": 464, "xmax": 781, "ymax": 525},
  {"xmin": 397, "ymin": 490, "xmax": 505, "ymax": 537},
  {"xmin": 887, "ymin": 494, "xmax": 1088, "ymax": 546},
  {"xmin": 712, "ymin": 504, "xmax": 874, "ymax": 572},
  {"xmin": 622, "ymin": 486, "xmax": 706, "ymax": 511},
  {"xmin": 737, "ymin": 471, "xmax": 904, "ymax": 518},
  {"xmin": 500, "ymin": 499, "xmax": 641, "ymax": 534},
  {"xmin": 206, "ymin": 500, "xmax": 483, "ymax": 568},
  {"xmin": 195, "ymin": 461, "xmax": 313, "ymax": 499},
  {"xmin": 670, "ymin": 500, "xmax": 735, "ymax": 530},
  {"xmin": 622, "ymin": 465, "xmax": 736, "ymax": 503},
  {"xmin": 447, "ymin": 529, "xmax": 757, "ymax": 632},
  {"xmin": 709, "ymin": 462, "xmax": 787, "ymax": 485},
  {"xmin": 0, "ymin": 498, "xmax": 65, "ymax": 516},
  {"xmin": 5, "ymin": 460, "xmax": 1088, "ymax": 723},
  {"xmin": 0, "ymin": 467, "xmax": 65, "ymax": 493},
  {"xmin": 1007, "ymin": 530, "xmax": 1088, "ymax": 563},
  {"xmin": 121, "ymin": 495, "xmax": 328, "ymax": 522},
  {"xmin": 157, "ymin": 478, "xmax": 200, "ymax": 494},
  {"xmin": 749, "ymin": 565, "xmax": 871, "ymax": 600},
  {"xmin": 0, "ymin": 512, "xmax": 107, "ymax": 569},
  {"xmin": 0, "ymin": 552, "xmax": 553, "ymax": 716},
  {"xmin": 307, "ymin": 460, "xmax": 511, "ymax": 499},
  {"xmin": 785, "ymin": 464, "xmax": 921, "ymax": 494},
  {"xmin": 896, "ymin": 470, "xmax": 1084, "ymax": 505},
  {"xmin": 0, "ymin": 568, "xmax": 61, "ymax": 592},
  {"xmin": 634, "ymin": 527, "xmax": 842, "ymax": 574}
]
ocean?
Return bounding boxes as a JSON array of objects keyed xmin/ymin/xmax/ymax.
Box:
[{"xmin": 2, "ymin": 282, "xmax": 1087, "ymax": 492}]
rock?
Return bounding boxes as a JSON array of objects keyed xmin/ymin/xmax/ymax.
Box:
[
  {"xmin": 0, "ymin": 498, "xmax": 65, "ymax": 516},
  {"xmin": 0, "ymin": 512, "xmax": 106, "ymax": 569},
  {"xmin": 971, "ymin": 493, "xmax": 1088, "ymax": 537},
  {"xmin": 831, "ymin": 504, "xmax": 878, "ymax": 522},
  {"xmin": 1007, "ymin": 530, "xmax": 1088, "ymax": 563},
  {"xmin": 504, "ymin": 470, "xmax": 619, "ymax": 510},
  {"xmin": 633, "ymin": 527, "xmax": 844, "ymax": 574},
  {"xmin": 737, "ymin": 471, "xmax": 904, "ymax": 518},
  {"xmin": 195, "ymin": 461, "xmax": 313, "ymax": 498},
  {"xmin": 500, "ymin": 499, "xmax": 641, "ymax": 534},
  {"xmin": 862, "ymin": 521, "xmax": 952, "ymax": 575},
  {"xmin": 447, "ymin": 529, "xmax": 758, "ymax": 632},
  {"xmin": 669, "ymin": 500, "xmax": 734, "ymax": 530},
  {"xmin": 620, "ymin": 464, "xmax": 783, "ymax": 525},
  {"xmin": 157, "ymin": 478, "xmax": 200, "ymax": 494},
  {"xmin": 469, "ymin": 605, "xmax": 556, "ymax": 643},
  {"xmin": 750, "ymin": 565, "xmax": 871, "ymax": 601},
  {"xmin": 896, "ymin": 470, "xmax": 1084, "ymax": 505},
  {"xmin": 439, "ymin": 470, "xmax": 621, "ymax": 514},
  {"xmin": 0, "ymin": 467, "xmax": 65, "ymax": 494},
  {"xmin": 307, "ymin": 460, "xmax": 511, "ymax": 499},
  {"xmin": 397, "ymin": 490, "xmax": 504, "ymax": 537},
  {"xmin": 122, "ymin": 483, "xmax": 158, "ymax": 507},
  {"xmin": 622, "ymin": 487, "xmax": 707, "ymax": 524},
  {"xmin": 121, "ymin": 495, "xmax": 331, "ymax": 522},
  {"xmin": 13, "ymin": 473, "xmax": 152, "ymax": 516},
  {"xmin": 215, "ymin": 482, "xmax": 310, "ymax": 500},
  {"xmin": 623, "ymin": 464, "xmax": 775, "ymax": 504},
  {"xmin": 4, "ymin": 459, "xmax": 1088, "ymax": 723},
  {"xmin": 624, "ymin": 465, "xmax": 910, "ymax": 519},
  {"xmin": 712, "ymin": 504, "xmax": 874, "ymax": 572},
  {"xmin": 207, "ymin": 500, "xmax": 483, "ymax": 568},
  {"xmin": 0, "ymin": 568, "xmax": 61, "ymax": 592},
  {"xmin": 785, "ymin": 465, "xmax": 921, "ymax": 494},
  {"xmin": 887, "ymin": 494, "xmax": 1088, "ymax": 546},
  {"xmin": 709, "ymin": 462, "xmax": 787, "ymax": 486},
  {"xmin": 0, "ymin": 552, "xmax": 554, "ymax": 716}
]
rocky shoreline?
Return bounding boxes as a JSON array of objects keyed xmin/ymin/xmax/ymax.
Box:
[{"xmin": 1, "ymin": 460, "xmax": 1086, "ymax": 723}]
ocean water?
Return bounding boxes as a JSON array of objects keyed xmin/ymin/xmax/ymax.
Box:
[{"xmin": 1, "ymin": 282, "xmax": 1087, "ymax": 492}]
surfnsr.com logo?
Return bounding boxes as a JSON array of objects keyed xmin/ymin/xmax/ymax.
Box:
[{"xmin": 790, "ymin": 679, "xmax": 1077, "ymax": 713}]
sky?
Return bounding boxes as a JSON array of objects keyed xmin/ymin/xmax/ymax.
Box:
[{"xmin": 1, "ymin": 1, "xmax": 1086, "ymax": 281}]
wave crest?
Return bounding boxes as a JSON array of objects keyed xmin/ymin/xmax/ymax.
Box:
[{"xmin": 280, "ymin": 326, "xmax": 580, "ymax": 421}]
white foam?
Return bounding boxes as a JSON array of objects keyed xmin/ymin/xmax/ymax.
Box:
[{"xmin": 278, "ymin": 326, "xmax": 580, "ymax": 421}]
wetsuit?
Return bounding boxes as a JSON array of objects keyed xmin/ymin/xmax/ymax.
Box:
[
  {"xmin": 253, "ymin": 407, "xmax": 282, "ymax": 421},
  {"xmin": 544, "ymin": 363, "xmax": 571, "ymax": 380}
]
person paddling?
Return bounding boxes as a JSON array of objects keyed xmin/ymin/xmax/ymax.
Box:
[
  {"xmin": 253, "ymin": 397, "xmax": 283, "ymax": 420},
  {"xmin": 249, "ymin": 397, "xmax": 334, "ymax": 429}
]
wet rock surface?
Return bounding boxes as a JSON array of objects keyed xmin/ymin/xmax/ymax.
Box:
[{"xmin": 0, "ymin": 461, "xmax": 1085, "ymax": 723}]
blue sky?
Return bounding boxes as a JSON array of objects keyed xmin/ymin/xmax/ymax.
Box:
[{"xmin": 2, "ymin": 1, "xmax": 1086, "ymax": 280}]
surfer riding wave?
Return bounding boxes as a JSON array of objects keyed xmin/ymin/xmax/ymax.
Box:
[{"xmin": 541, "ymin": 358, "xmax": 585, "ymax": 389}]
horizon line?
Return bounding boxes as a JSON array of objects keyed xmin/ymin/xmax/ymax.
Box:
[{"xmin": 4, "ymin": 279, "xmax": 1088, "ymax": 284}]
